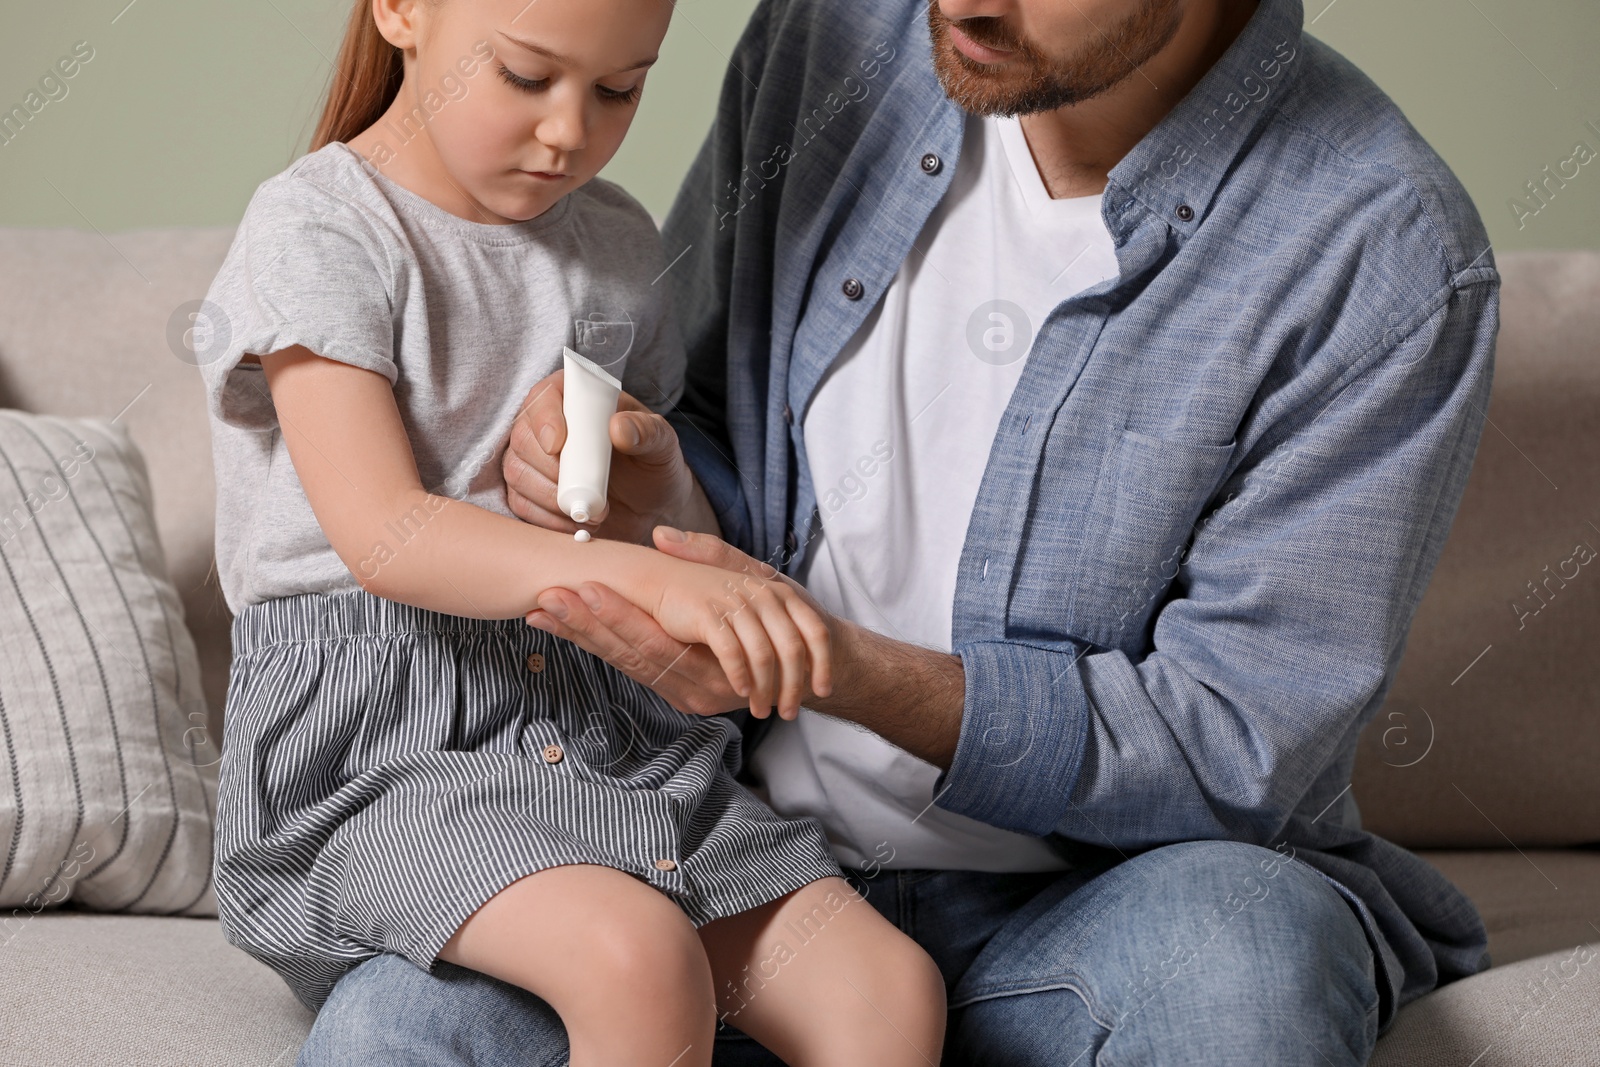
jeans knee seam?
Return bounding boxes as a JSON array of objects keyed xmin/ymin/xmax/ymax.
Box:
[
  {"xmin": 951, "ymin": 974, "xmax": 1118, "ymax": 1033},
  {"xmin": 950, "ymin": 871, "xmax": 1130, "ymax": 1014}
]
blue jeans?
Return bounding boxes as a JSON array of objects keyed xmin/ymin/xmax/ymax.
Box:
[{"xmin": 296, "ymin": 840, "xmax": 1380, "ymax": 1065}]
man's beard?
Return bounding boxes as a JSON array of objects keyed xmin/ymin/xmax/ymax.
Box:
[{"xmin": 928, "ymin": 0, "xmax": 1184, "ymax": 116}]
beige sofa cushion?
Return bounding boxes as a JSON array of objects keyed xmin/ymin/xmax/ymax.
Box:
[
  {"xmin": 1370, "ymin": 939, "xmax": 1600, "ymax": 1067},
  {"xmin": 1354, "ymin": 251, "xmax": 1600, "ymax": 848},
  {"xmin": 1419, "ymin": 849, "xmax": 1600, "ymax": 968},
  {"xmin": 0, "ymin": 914, "xmax": 313, "ymax": 1066},
  {"xmin": 0, "ymin": 229, "xmax": 237, "ymax": 749},
  {"xmin": 1, "ymin": 888, "xmax": 1591, "ymax": 1067}
]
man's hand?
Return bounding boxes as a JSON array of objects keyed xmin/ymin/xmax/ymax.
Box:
[
  {"xmin": 525, "ymin": 526, "xmax": 967, "ymax": 767},
  {"xmin": 531, "ymin": 576, "xmax": 750, "ymax": 717},
  {"xmin": 526, "ymin": 526, "xmax": 836, "ymax": 718},
  {"xmin": 503, "ymin": 370, "xmax": 715, "ymax": 544}
]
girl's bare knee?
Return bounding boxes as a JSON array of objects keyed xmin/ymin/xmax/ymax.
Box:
[
  {"xmin": 438, "ymin": 865, "xmax": 716, "ymax": 1063},
  {"xmin": 861, "ymin": 934, "xmax": 948, "ymax": 1041},
  {"xmin": 562, "ymin": 883, "xmax": 718, "ymax": 1063},
  {"xmin": 577, "ymin": 890, "xmax": 715, "ymax": 1009},
  {"xmin": 806, "ymin": 928, "xmax": 946, "ymax": 1065},
  {"xmin": 439, "ymin": 865, "xmax": 713, "ymax": 1015}
]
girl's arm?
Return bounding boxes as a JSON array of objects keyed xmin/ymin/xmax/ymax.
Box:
[{"xmin": 256, "ymin": 345, "xmax": 830, "ymax": 716}]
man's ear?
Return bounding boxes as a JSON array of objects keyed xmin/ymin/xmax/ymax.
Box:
[{"xmin": 370, "ymin": 0, "xmax": 428, "ymax": 51}]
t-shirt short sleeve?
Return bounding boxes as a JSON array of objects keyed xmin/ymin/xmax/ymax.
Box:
[{"xmin": 199, "ymin": 174, "xmax": 398, "ymax": 433}]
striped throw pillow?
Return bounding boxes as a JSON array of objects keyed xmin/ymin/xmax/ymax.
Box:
[{"xmin": 0, "ymin": 411, "xmax": 217, "ymax": 924}]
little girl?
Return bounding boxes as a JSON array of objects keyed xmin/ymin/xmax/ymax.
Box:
[{"xmin": 199, "ymin": 0, "xmax": 947, "ymax": 1063}]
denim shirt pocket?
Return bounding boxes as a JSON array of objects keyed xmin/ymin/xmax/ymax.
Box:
[{"xmin": 1066, "ymin": 429, "xmax": 1237, "ymax": 652}]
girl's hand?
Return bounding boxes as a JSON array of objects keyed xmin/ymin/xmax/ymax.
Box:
[
  {"xmin": 644, "ymin": 545, "xmax": 832, "ymax": 722},
  {"xmin": 528, "ymin": 528, "xmax": 836, "ymax": 721}
]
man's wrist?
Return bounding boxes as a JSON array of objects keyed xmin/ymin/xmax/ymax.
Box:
[
  {"xmin": 807, "ymin": 617, "xmax": 965, "ymax": 770},
  {"xmin": 808, "ymin": 613, "xmax": 865, "ymax": 712}
]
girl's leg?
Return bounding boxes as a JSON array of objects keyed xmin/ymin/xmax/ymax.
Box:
[
  {"xmin": 439, "ymin": 863, "xmax": 717, "ymax": 1067},
  {"xmin": 698, "ymin": 876, "xmax": 947, "ymax": 1066}
]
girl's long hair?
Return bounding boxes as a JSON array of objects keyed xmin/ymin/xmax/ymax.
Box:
[{"xmin": 309, "ymin": 0, "xmax": 406, "ymax": 152}]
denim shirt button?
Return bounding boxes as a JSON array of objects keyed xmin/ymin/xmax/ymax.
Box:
[
  {"xmin": 1176, "ymin": 203, "xmax": 1195, "ymax": 222},
  {"xmin": 785, "ymin": 530, "xmax": 799, "ymax": 553},
  {"xmin": 841, "ymin": 277, "xmax": 864, "ymax": 300},
  {"xmin": 920, "ymin": 152, "xmax": 942, "ymax": 175},
  {"xmin": 783, "ymin": 403, "xmax": 794, "ymax": 425}
]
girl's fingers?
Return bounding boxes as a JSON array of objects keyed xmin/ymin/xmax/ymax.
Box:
[
  {"xmin": 747, "ymin": 583, "xmax": 810, "ymax": 720},
  {"xmin": 724, "ymin": 589, "xmax": 779, "ymax": 717},
  {"xmin": 783, "ymin": 591, "xmax": 834, "ymax": 700},
  {"xmin": 702, "ymin": 603, "xmax": 754, "ymax": 705}
]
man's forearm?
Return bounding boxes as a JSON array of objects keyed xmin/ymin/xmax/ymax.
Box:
[{"xmin": 807, "ymin": 618, "xmax": 966, "ymax": 769}]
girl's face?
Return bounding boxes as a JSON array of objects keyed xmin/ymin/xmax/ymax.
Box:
[{"xmin": 377, "ymin": 0, "xmax": 671, "ymax": 224}]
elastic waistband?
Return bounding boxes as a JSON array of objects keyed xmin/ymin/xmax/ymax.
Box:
[{"xmin": 231, "ymin": 588, "xmax": 528, "ymax": 655}]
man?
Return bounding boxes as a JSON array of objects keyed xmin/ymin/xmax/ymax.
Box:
[{"xmin": 298, "ymin": 0, "xmax": 1496, "ymax": 1062}]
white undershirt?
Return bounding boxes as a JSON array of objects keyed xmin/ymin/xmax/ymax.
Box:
[{"xmin": 745, "ymin": 111, "xmax": 1121, "ymax": 871}]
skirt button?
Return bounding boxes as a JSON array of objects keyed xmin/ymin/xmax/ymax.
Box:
[
  {"xmin": 526, "ymin": 652, "xmax": 545, "ymax": 673},
  {"xmin": 654, "ymin": 858, "xmax": 678, "ymax": 872},
  {"xmin": 542, "ymin": 744, "xmax": 564, "ymax": 764}
]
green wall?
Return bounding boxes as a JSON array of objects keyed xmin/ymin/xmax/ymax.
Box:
[{"xmin": 2, "ymin": 0, "xmax": 1596, "ymax": 249}]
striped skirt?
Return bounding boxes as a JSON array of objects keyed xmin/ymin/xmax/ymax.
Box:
[{"xmin": 212, "ymin": 587, "xmax": 845, "ymax": 1013}]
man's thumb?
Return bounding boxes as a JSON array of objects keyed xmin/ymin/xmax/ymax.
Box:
[{"xmin": 611, "ymin": 411, "xmax": 673, "ymax": 460}]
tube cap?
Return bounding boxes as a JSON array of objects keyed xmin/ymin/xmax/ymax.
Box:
[{"xmin": 558, "ymin": 487, "xmax": 605, "ymax": 525}]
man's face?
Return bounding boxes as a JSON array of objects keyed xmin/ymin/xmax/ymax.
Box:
[{"xmin": 929, "ymin": 0, "xmax": 1184, "ymax": 116}]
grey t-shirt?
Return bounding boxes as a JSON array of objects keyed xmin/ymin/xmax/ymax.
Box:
[{"xmin": 199, "ymin": 142, "xmax": 685, "ymax": 614}]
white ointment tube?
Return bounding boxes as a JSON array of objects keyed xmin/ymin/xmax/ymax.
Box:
[{"xmin": 556, "ymin": 346, "xmax": 623, "ymax": 525}]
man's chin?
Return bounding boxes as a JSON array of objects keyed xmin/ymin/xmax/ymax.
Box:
[
  {"xmin": 932, "ymin": 52, "xmax": 1046, "ymax": 117},
  {"xmin": 926, "ymin": 2, "xmax": 1177, "ymax": 116},
  {"xmin": 944, "ymin": 73, "xmax": 1140, "ymax": 119}
]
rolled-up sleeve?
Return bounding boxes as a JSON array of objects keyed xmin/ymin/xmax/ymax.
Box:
[
  {"xmin": 199, "ymin": 180, "xmax": 396, "ymax": 434},
  {"xmin": 934, "ymin": 276, "xmax": 1499, "ymax": 845}
]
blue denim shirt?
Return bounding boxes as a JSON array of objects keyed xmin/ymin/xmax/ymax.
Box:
[{"xmin": 659, "ymin": 0, "xmax": 1497, "ymax": 1022}]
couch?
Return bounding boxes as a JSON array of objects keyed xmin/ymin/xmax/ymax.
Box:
[{"xmin": 0, "ymin": 228, "xmax": 1594, "ymax": 1065}]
